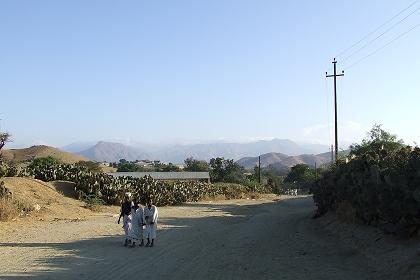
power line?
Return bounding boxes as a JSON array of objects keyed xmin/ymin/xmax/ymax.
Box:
[
  {"xmin": 335, "ymin": 0, "xmax": 419, "ymax": 58},
  {"xmin": 340, "ymin": 5, "xmax": 420, "ymax": 63},
  {"xmin": 344, "ymin": 22, "xmax": 420, "ymax": 70}
]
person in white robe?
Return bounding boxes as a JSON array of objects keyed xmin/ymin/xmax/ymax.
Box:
[
  {"xmin": 129, "ymin": 199, "xmax": 145, "ymax": 247},
  {"xmin": 144, "ymin": 198, "xmax": 158, "ymax": 247}
]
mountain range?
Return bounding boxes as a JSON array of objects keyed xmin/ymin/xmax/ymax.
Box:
[
  {"xmin": 67, "ymin": 139, "xmax": 330, "ymax": 164},
  {"xmin": 236, "ymin": 152, "xmax": 332, "ymax": 173}
]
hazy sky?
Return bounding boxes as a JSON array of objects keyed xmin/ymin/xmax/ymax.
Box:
[{"xmin": 1, "ymin": 0, "xmax": 419, "ymax": 148}]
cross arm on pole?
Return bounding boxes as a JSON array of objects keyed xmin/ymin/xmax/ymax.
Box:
[{"xmin": 326, "ymin": 73, "xmax": 344, "ymax": 78}]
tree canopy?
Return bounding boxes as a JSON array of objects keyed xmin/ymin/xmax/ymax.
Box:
[
  {"xmin": 184, "ymin": 157, "xmax": 209, "ymax": 172},
  {"xmin": 75, "ymin": 161, "xmax": 102, "ymax": 173},
  {"xmin": 284, "ymin": 164, "xmax": 315, "ymax": 189},
  {"xmin": 350, "ymin": 124, "xmax": 404, "ymax": 157},
  {"xmin": 0, "ymin": 132, "xmax": 11, "ymax": 162},
  {"xmin": 209, "ymin": 157, "xmax": 245, "ymax": 183}
]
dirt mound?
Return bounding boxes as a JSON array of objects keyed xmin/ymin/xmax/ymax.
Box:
[
  {"xmin": 0, "ymin": 177, "xmax": 92, "ymax": 221},
  {"xmin": 2, "ymin": 145, "xmax": 88, "ymax": 164}
]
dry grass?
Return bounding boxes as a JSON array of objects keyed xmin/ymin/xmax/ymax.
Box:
[
  {"xmin": 248, "ymin": 193, "xmax": 261, "ymax": 199},
  {"xmin": 0, "ymin": 197, "xmax": 34, "ymax": 221},
  {"xmin": 0, "ymin": 177, "xmax": 93, "ymax": 222},
  {"xmin": 0, "ymin": 197, "xmax": 18, "ymax": 221},
  {"xmin": 84, "ymin": 204, "xmax": 104, "ymax": 212}
]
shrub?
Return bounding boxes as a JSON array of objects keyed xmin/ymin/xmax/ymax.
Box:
[
  {"xmin": 0, "ymin": 164, "xmax": 18, "ymax": 177},
  {"xmin": 81, "ymin": 194, "xmax": 105, "ymax": 211},
  {"xmin": 312, "ymin": 125, "xmax": 420, "ymax": 237},
  {"xmin": 23, "ymin": 157, "xmax": 275, "ymax": 207}
]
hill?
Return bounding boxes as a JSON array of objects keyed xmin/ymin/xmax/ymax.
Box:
[
  {"xmin": 2, "ymin": 145, "xmax": 88, "ymax": 164},
  {"xmin": 0, "ymin": 177, "xmax": 93, "ymax": 221},
  {"xmin": 237, "ymin": 152, "xmax": 332, "ymax": 171},
  {"xmin": 236, "ymin": 152, "xmax": 290, "ymax": 169},
  {"xmin": 78, "ymin": 141, "xmax": 150, "ymax": 162}
]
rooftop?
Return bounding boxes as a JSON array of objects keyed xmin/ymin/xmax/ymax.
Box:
[{"xmin": 108, "ymin": 172, "xmax": 210, "ymax": 180}]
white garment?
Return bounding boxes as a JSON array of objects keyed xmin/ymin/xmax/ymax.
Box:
[
  {"xmin": 144, "ymin": 205, "xmax": 158, "ymax": 239},
  {"xmin": 123, "ymin": 214, "xmax": 132, "ymax": 238},
  {"xmin": 129, "ymin": 207, "xmax": 145, "ymax": 242}
]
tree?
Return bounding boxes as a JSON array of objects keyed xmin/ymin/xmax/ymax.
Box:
[
  {"xmin": 184, "ymin": 157, "xmax": 209, "ymax": 172},
  {"xmin": 28, "ymin": 156, "xmax": 62, "ymax": 169},
  {"xmin": 117, "ymin": 162, "xmax": 146, "ymax": 172},
  {"xmin": 262, "ymin": 168, "xmax": 284, "ymax": 189},
  {"xmin": 284, "ymin": 164, "xmax": 315, "ymax": 189},
  {"xmin": 209, "ymin": 157, "xmax": 245, "ymax": 183},
  {"xmin": 75, "ymin": 161, "xmax": 102, "ymax": 173},
  {"xmin": 161, "ymin": 163, "xmax": 181, "ymax": 172},
  {"xmin": 350, "ymin": 124, "xmax": 404, "ymax": 157},
  {"xmin": 0, "ymin": 132, "xmax": 11, "ymax": 163}
]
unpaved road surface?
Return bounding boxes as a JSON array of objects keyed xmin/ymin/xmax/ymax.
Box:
[{"xmin": 0, "ymin": 197, "xmax": 399, "ymax": 279}]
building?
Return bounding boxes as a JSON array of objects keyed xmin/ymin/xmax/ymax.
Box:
[{"xmin": 109, "ymin": 171, "xmax": 211, "ymax": 183}]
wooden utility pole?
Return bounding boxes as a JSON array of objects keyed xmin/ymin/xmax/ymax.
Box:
[
  {"xmin": 315, "ymin": 161, "xmax": 318, "ymax": 180},
  {"xmin": 258, "ymin": 156, "xmax": 261, "ymax": 183},
  {"xmin": 326, "ymin": 58, "xmax": 344, "ymax": 161}
]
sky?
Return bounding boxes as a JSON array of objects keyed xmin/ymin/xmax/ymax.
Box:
[{"xmin": 1, "ymin": 0, "xmax": 419, "ymax": 149}]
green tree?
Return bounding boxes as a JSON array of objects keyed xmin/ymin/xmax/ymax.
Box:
[
  {"xmin": 28, "ymin": 156, "xmax": 62, "ymax": 168},
  {"xmin": 209, "ymin": 157, "xmax": 245, "ymax": 183},
  {"xmin": 161, "ymin": 163, "xmax": 181, "ymax": 172},
  {"xmin": 350, "ymin": 124, "xmax": 404, "ymax": 157},
  {"xmin": 285, "ymin": 164, "xmax": 315, "ymax": 189},
  {"xmin": 184, "ymin": 157, "xmax": 209, "ymax": 172},
  {"xmin": 75, "ymin": 161, "xmax": 102, "ymax": 173},
  {"xmin": 117, "ymin": 162, "xmax": 146, "ymax": 172},
  {"xmin": 262, "ymin": 168, "xmax": 284, "ymax": 189}
]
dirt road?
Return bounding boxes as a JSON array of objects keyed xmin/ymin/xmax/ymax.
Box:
[{"xmin": 0, "ymin": 197, "xmax": 401, "ymax": 279}]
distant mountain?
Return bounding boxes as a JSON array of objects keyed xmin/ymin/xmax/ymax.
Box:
[
  {"xmin": 236, "ymin": 152, "xmax": 332, "ymax": 171},
  {"xmin": 76, "ymin": 139, "xmax": 329, "ymax": 163},
  {"xmin": 61, "ymin": 142, "xmax": 97, "ymax": 153},
  {"xmin": 152, "ymin": 139, "xmax": 297, "ymax": 163},
  {"xmin": 236, "ymin": 153, "xmax": 290, "ymax": 169},
  {"xmin": 2, "ymin": 145, "xmax": 88, "ymax": 164},
  {"xmin": 154, "ymin": 139, "xmax": 329, "ymax": 163},
  {"xmin": 78, "ymin": 141, "xmax": 150, "ymax": 162}
]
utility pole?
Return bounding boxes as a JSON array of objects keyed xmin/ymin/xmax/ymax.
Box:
[
  {"xmin": 315, "ymin": 161, "xmax": 318, "ymax": 181},
  {"xmin": 258, "ymin": 156, "xmax": 261, "ymax": 184},
  {"xmin": 326, "ymin": 58, "xmax": 344, "ymax": 162},
  {"xmin": 331, "ymin": 144, "xmax": 334, "ymax": 163}
]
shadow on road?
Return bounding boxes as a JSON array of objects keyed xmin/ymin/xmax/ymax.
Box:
[{"xmin": 0, "ymin": 197, "xmax": 314, "ymax": 280}]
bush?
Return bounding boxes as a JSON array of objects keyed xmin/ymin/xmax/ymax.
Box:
[
  {"xmin": 81, "ymin": 194, "xmax": 105, "ymax": 210},
  {"xmin": 312, "ymin": 125, "xmax": 420, "ymax": 237},
  {"xmin": 75, "ymin": 161, "xmax": 102, "ymax": 173},
  {"xmin": 22, "ymin": 156, "xmax": 276, "ymax": 207},
  {"xmin": 0, "ymin": 164, "xmax": 18, "ymax": 177}
]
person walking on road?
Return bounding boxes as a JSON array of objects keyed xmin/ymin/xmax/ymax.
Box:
[
  {"xmin": 129, "ymin": 198, "xmax": 145, "ymax": 247},
  {"xmin": 118, "ymin": 192, "xmax": 133, "ymax": 246},
  {"xmin": 144, "ymin": 198, "xmax": 158, "ymax": 247}
]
